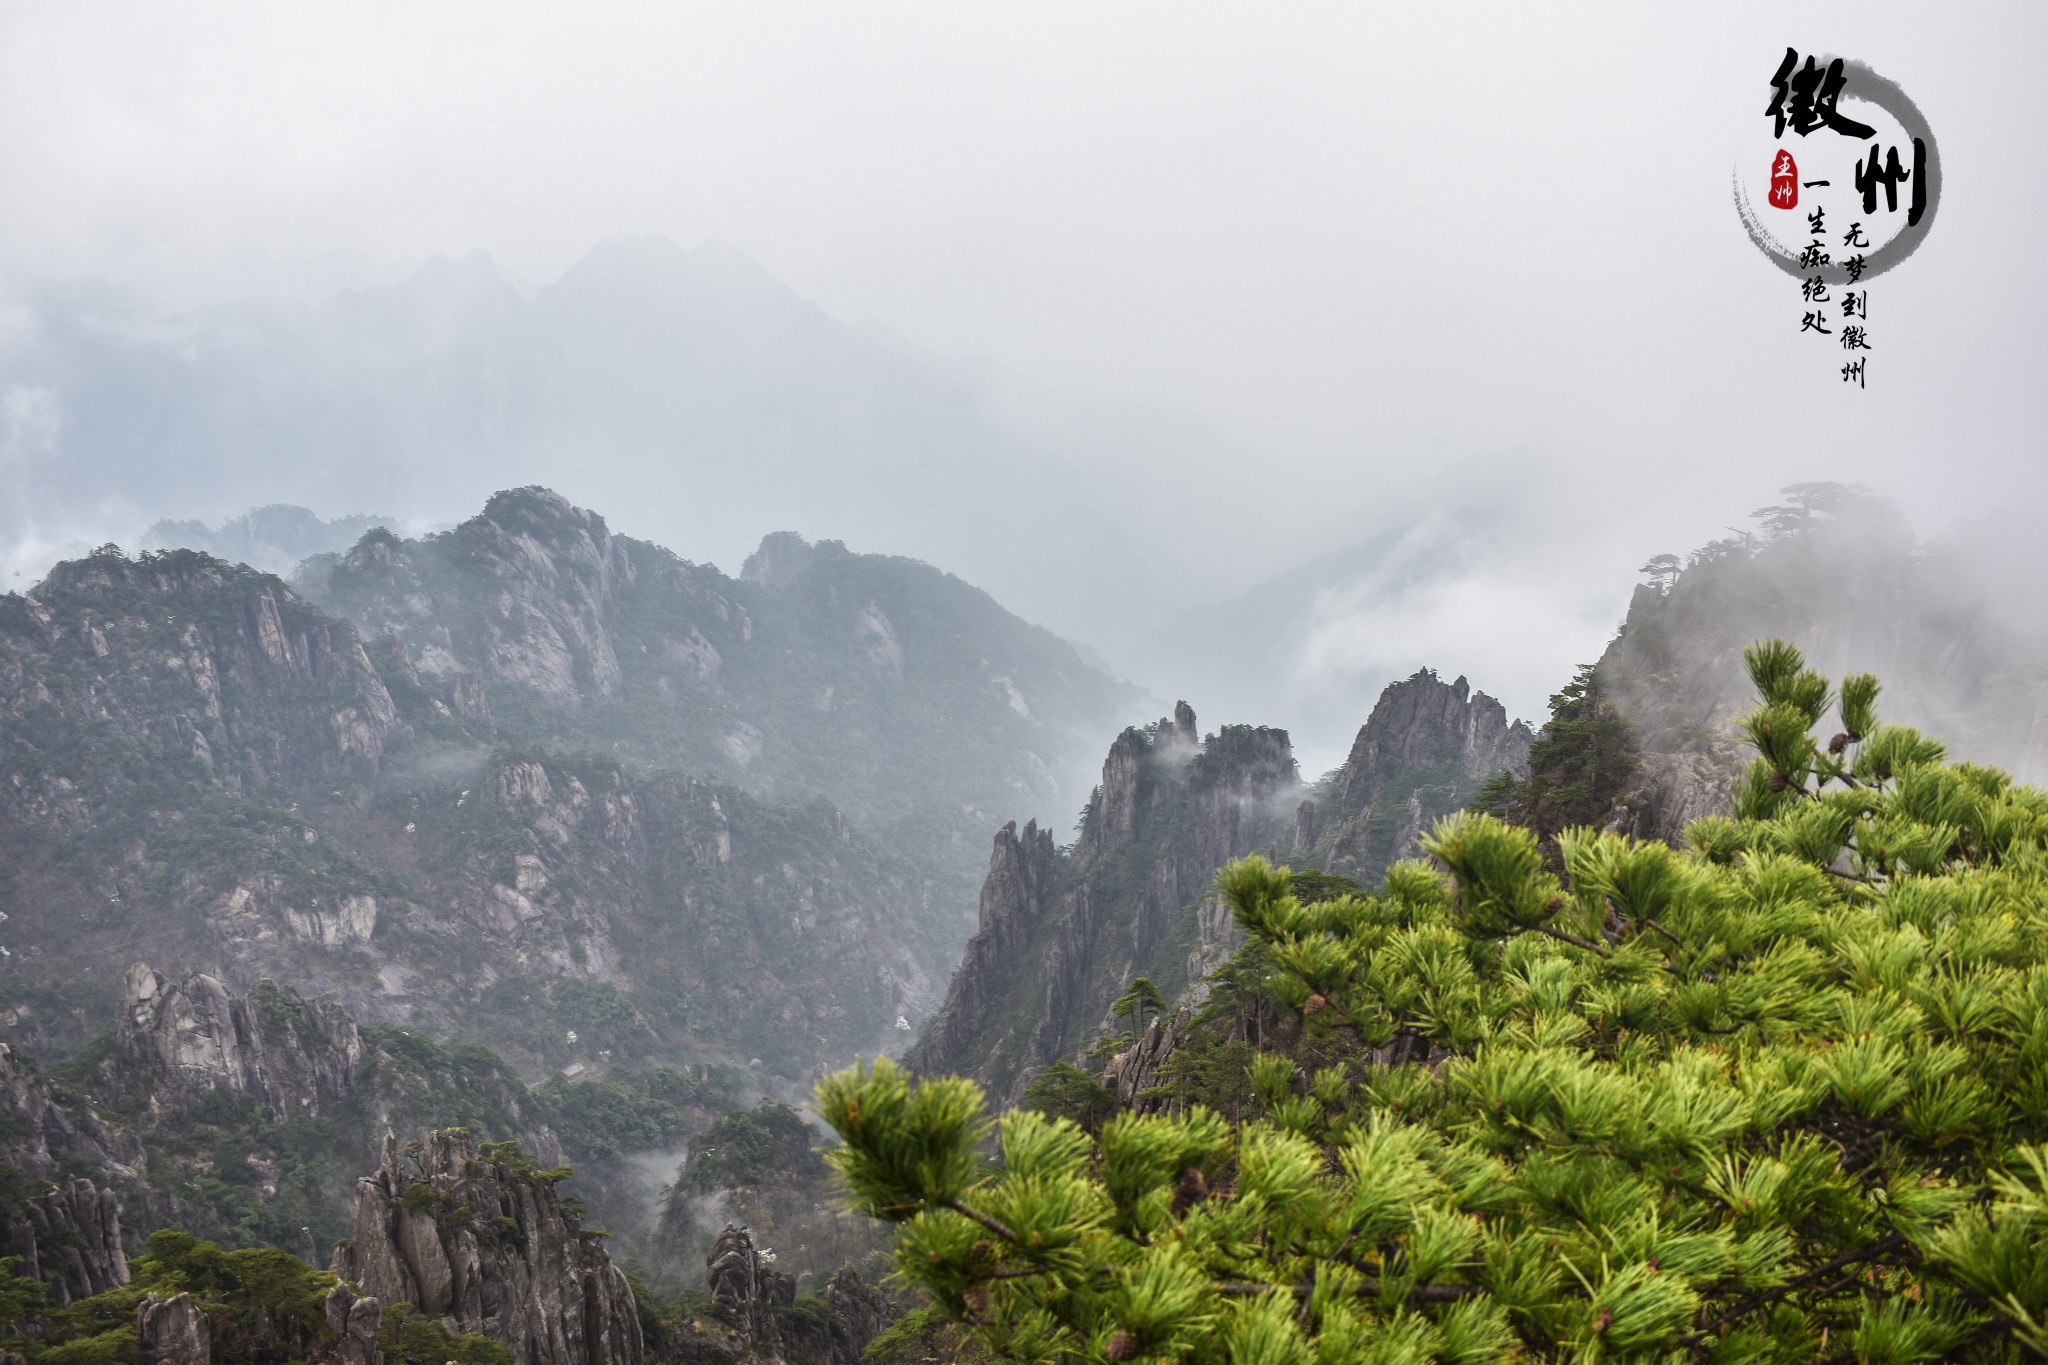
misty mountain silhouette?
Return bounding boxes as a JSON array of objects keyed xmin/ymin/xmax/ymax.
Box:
[{"xmin": 1, "ymin": 237, "xmax": 1191, "ymax": 647}]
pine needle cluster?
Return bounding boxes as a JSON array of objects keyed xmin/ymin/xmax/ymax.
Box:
[{"xmin": 819, "ymin": 641, "xmax": 2048, "ymax": 1362}]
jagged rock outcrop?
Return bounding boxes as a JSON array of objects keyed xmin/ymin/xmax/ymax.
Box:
[
  {"xmin": 118, "ymin": 964, "xmax": 363, "ymax": 1120},
  {"xmin": 908, "ymin": 704, "xmax": 1299, "ymax": 1105},
  {"xmin": 334, "ymin": 1129, "xmax": 645, "ymax": 1365},
  {"xmin": 1310, "ymin": 669, "xmax": 1533, "ymax": 880},
  {"xmin": 136, "ymin": 1292, "xmax": 211, "ymax": 1365},
  {"xmin": 1099, "ymin": 1011, "xmax": 1186, "ymax": 1116},
  {"xmin": 900, "ymin": 819, "xmax": 1060, "ymax": 1083},
  {"xmin": 698, "ymin": 1222, "xmax": 887, "ymax": 1365},
  {"xmin": 2, "ymin": 1177, "xmax": 130, "ymax": 1306},
  {"xmin": 913, "ymin": 675, "xmax": 1535, "ymax": 1103},
  {"xmin": 705, "ymin": 1224, "xmax": 791, "ymax": 1337},
  {"xmin": 0, "ymin": 1041, "xmax": 137, "ymax": 1303},
  {"xmin": 323, "ymin": 1283, "xmax": 385, "ymax": 1365}
]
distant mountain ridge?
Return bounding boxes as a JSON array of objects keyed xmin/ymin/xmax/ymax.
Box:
[
  {"xmin": 139, "ymin": 505, "xmax": 405, "ymax": 576},
  {"xmin": 296, "ymin": 485, "xmax": 1145, "ymax": 825},
  {"xmin": 0, "ymin": 487, "xmax": 1145, "ymax": 1080},
  {"xmin": 1, "ymin": 237, "xmax": 1212, "ymax": 645}
]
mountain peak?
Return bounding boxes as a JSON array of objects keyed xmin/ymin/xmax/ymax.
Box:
[{"xmin": 741, "ymin": 531, "xmax": 816, "ymax": 587}]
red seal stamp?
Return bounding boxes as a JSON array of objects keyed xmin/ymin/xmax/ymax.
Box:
[{"xmin": 1769, "ymin": 149, "xmax": 1798, "ymax": 209}]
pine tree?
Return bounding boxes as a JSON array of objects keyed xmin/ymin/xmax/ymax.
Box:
[
  {"xmin": 1474, "ymin": 663, "xmax": 1638, "ymax": 848},
  {"xmin": 819, "ymin": 640, "xmax": 2048, "ymax": 1362},
  {"xmin": 1114, "ymin": 978, "xmax": 1169, "ymax": 1038}
]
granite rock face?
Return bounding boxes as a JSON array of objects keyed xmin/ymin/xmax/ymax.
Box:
[
  {"xmin": 911, "ymin": 674, "xmax": 1535, "ymax": 1103},
  {"xmin": 907, "ymin": 704, "xmax": 1299, "ymax": 1105},
  {"xmin": 322, "ymin": 491, "xmax": 633, "ymax": 708},
  {"xmin": 118, "ymin": 964, "xmax": 363, "ymax": 1121},
  {"xmin": 0, "ymin": 1041, "xmax": 136, "ymax": 1303},
  {"xmin": 0, "ymin": 550, "xmax": 404, "ymax": 798},
  {"xmin": 323, "ymin": 1283, "xmax": 385, "ymax": 1365},
  {"xmin": 698, "ymin": 1222, "xmax": 888, "ymax": 1365},
  {"xmin": 333, "ymin": 1129, "xmax": 646, "ymax": 1365},
  {"xmin": 1308, "ymin": 668, "xmax": 1533, "ymax": 880},
  {"xmin": 705, "ymin": 1223, "xmax": 790, "ymax": 1338},
  {"xmin": 0, "ymin": 1176, "xmax": 130, "ymax": 1306},
  {"xmin": 136, "ymin": 1292, "xmax": 210, "ymax": 1365}
]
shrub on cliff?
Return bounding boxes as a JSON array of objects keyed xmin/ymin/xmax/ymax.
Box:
[{"xmin": 818, "ymin": 640, "xmax": 2048, "ymax": 1361}]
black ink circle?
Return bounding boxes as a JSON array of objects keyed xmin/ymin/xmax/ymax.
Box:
[{"xmin": 1733, "ymin": 57, "xmax": 1940, "ymax": 284}]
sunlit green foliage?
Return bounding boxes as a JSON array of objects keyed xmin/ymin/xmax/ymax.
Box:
[{"xmin": 822, "ymin": 641, "xmax": 2048, "ymax": 1362}]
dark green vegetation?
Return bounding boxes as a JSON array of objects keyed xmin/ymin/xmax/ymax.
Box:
[
  {"xmin": 673, "ymin": 1103, "xmax": 826, "ymax": 1198},
  {"xmin": 823, "ymin": 641, "xmax": 2048, "ymax": 1361},
  {"xmin": 0, "ymin": 1229, "xmax": 507, "ymax": 1365},
  {"xmin": 1473, "ymin": 663, "xmax": 1639, "ymax": 849}
]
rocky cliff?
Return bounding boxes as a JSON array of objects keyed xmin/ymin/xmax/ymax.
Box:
[
  {"xmin": 697, "ymin": 1223, "xmax": 888, "ymax": 1365},
  {"xmin": 1305, "ymin": 668, "xmax": 1533, "ymax": 879},
  {"xmin": 909, "ymin": 676, "xmax": 1533, "ymax": 1103},
  {"xmin": 906, "ymin": 703, "xmax": 1299, "ymax": 1105},
  {"xmin": 331, "ymin": 1133, "xmax": 890, "ymax": 1365},
  {"xmin": 299, "ymin": 486, "xmax": 1142, "ymax": 827},
  {"xmin": 0, "ymin": 1043, "xmax": 138, "ymax": 1304},
  {"xmin": 0, "ymin": 532, "xmax": 981, "ymax": 1074},
  {"xmin": 1595, "ymin": 489, "xmax": 2048, "ymax": 844},
  {"xmin": 334, "ymin": 1130, "xmax": 645, "ymax": 1365},
  {"xmin": 115, "ymin": 965, "xmax": 363, "ymax": 1121},
  {"xmin": 2, "ymin": 963, "xmax": 758, "ymax": 1294}
]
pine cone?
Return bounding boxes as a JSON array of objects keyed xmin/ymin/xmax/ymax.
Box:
[
  {"xmin": 1829, "ymin": 732, "xmax": 1850, "ymax": 755},
  {"xmin": 1105, "ymin": 1331, "xmax": 1139, "ymax": 1361},
  {"xmin": 1303, "ymin": 993, "xmax": 1327, "ymax": 1017},
  {"xmin": 1768, "ymin": 772, "xmax": 1789, "ymax": 792},
  {"xmin": 1171, "ymin": 1166, "xmax": 1209, "ymax": 1214}
]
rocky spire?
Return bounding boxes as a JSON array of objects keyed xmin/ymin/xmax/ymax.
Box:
[
  {"xmin": 332, "ymin": 1130, "xmax": 645, "ymax": 1365},
  {"xmin": 909, "ymin": 715, "xmax": 1298, "ymax": 1105}
]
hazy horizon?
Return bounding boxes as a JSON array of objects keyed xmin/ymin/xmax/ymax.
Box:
[{"xmin": 4, "ymin": 1, "xmax": 2042, "ymax": 763}]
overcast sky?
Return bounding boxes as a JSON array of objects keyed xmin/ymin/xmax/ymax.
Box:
[{"xmin": 2, "ymin": 2, "xmax": 2043, "ymax": 725}]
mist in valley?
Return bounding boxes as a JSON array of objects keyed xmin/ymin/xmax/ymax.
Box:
[{"xmin": 4, "ymin": 6, "xmax": 2048, "ymax": 1339}]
